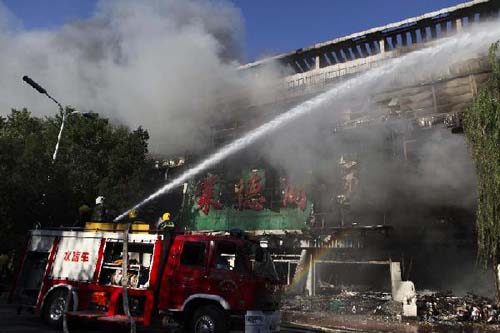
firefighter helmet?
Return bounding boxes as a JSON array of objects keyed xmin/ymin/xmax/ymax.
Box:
[
  {"xmin": 162, "ymin": 212, "xmax": 171, "ymax": 222},
  {"xmin": 128, "ymin": 209, "xmax": 138, "ymax": 219},
  {"xmin": 95, "ymin": 196, "xmax": 105, "ymax": 205}
]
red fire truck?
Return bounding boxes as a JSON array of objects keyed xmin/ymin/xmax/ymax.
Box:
[{"xmin": 9, "ymin": 224, "xmax": 281, "ymax": 332}]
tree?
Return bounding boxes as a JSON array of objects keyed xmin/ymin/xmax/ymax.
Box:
[
  {"xmin": 463, "ymin": 42, "xmax": 500, "ymax": 301},
  {"xmin": 0, "ymin": 108, "xmax": 157, "ymax": 251},
  {"xmin": 0, "ymin": 109, "xmax": 52, "ymax": 250}
]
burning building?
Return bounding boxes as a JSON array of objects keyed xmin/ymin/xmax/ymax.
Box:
[{"xmin": 156, "ymin": 0, "xmax": 500, "ymax": 308}]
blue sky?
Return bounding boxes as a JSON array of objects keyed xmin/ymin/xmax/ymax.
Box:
[{"xmin": 2, "ymin": 0, "xmax": 467, "ymax": 62}]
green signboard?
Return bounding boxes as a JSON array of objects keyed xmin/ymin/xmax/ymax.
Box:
[{"xmin": 185, "ymin": 169, "xmax": 312, "ymax": 231}]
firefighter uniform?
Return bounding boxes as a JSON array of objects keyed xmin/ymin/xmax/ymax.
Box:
[
  {"xmin": 92, "ymin": 196, "xmax": 108, "ymax": 222},
  {"xmin": 158, "ymin": 212, "xmax": 174, "ymax": 230}
]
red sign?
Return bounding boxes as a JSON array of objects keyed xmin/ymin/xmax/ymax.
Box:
[
  {"xmin": 196, "ymin": 175, "xmax": 223, "ymax": 215},
  {"xmin": 63, "ymin": 251, "xmax": 90, "ymax": 263},
  {"xmin": 282, "ymin": 185, "xmax": 307, "ymax": 211},
  {"xmin": 236, "ymin": 170, "xmax": 266, "ymax": 211}
]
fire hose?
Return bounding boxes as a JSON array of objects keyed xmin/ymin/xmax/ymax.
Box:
[
  {"xmin": 62, "ymin": 285, "xmax": 73, "ymax": 333},
  {"xmin": 122, "ymin": 223, "xmax": 136, "ymax": 333}
]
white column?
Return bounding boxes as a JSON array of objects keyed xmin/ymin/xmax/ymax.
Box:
[
  {"xmin": 305, "ymin": 251, "xmax": 315, "ymax": 296},
  {"xmin": 496, "ymin": 264, "xmax": 500, "ymax": 302},
  {"xmin": 379, "ymin": 39, "xmax": 386, "ymax": 53},
  {"xmin": 390, "ymin": 261, "xmax": 402, "ymax": 299},
  {"xmin": 315, "ymin": 55, "xmax": 320, "ymax": 70}
]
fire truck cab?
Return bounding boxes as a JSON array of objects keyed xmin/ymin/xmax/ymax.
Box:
[{"xmin": 10, "ymin": 225, "xmax": 281, "ymax": 332}]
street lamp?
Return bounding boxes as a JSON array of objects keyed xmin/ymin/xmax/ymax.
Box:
[{"xmin": 22, "ymin": 75, "xmax": 95, "ymax": 162}]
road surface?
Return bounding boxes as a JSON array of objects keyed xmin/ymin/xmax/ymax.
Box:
[
  {"xmin": 0, "ymin": 303, "xmax": 60, "ymax": 333},
  {"xmin": 0, "ymin": 294, "xmax": 354, "ymax": 333}
]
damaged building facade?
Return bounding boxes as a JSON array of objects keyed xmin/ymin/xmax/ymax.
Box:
[{"xmin": 160, "ymin": 0, "xmax": 500, "ymax": 314}]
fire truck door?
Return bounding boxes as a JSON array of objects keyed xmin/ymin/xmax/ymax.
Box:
[
  {"xmin": 207, "ymin": 241, "xmax": 246, "ymax": 307},
  {"xmin": 169, "ymin": 241, "xmax": 208, "ymax": 308}
]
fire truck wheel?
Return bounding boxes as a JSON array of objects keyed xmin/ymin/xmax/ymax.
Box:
[
  {"xmin": 190, "ymin": 305, "xmax": 227, "ymax": 333},
  {"xmin": 42, "ymin": 289, "xmax": 70, "ymax": 328}
]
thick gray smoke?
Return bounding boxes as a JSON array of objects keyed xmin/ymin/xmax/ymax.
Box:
[
  {"xmin": 255, "ymin": 22, "xmax": 500, "ymax": 218},
  {"xmin": 0, "ymin": 0, "xmax": 267, "ymax": 154},
  {"xmin": 0, "ymin": 0, "xmax": 492, "ymax": 220},
  {"xmin": 244, "ymin": 23, "xmax": 496, "ymax": 296}
]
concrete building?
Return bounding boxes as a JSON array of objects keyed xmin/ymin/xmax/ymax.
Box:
[{"xmin": 163, "ymin": 0, "xmax": 500, "ymax": 303}]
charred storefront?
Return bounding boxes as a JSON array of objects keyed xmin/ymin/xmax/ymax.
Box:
[
  {"xmin": 152, "ymin": 1, "xmax": 500, "ymax": 317},
  {"xmin": 157, "ymin": 60, "xmax": 494, "ymax": 303}
]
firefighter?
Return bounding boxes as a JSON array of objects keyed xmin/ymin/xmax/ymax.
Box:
[
  {"xmin": 75, "ymin": 204, "xmax": 91, "ymax": 227},
  {"xmin": 158, "ymin": 212, "xmax": 174, "ymax": 230},
  {"xmin": 127, "ymin": 209, "xmax": 143, "ymax": 223},
  {"xmin": 92, "ymin": 196, "xmax": 108, "ymax": 222}
]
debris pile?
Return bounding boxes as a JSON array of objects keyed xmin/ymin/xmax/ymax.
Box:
[
  {"xmin": 418, "ymin": 291, "xmax": 499, "ymax": 324},
  {"xmin": 282, "ymin": 289, "xmax": 401, "ymax": 318},
  {"xmin": 282, "ymin": 288, "xmax": 500, "ymax": 328}
]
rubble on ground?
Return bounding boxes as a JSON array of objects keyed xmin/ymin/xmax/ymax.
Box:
[
  {"xmin": 418, "ymin": 291, "xmax": 499, "ymax": 325},
  {"xmin": 282, "ymin": 285, "xmax": 401, "ymax": 320},
  {"xmin": 281, "ymin": 287, "xmax": 499, "ymax": 327}
]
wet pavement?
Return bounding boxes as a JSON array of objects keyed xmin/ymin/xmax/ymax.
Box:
[
  {"xmin": 1, "ymin": 295, "xmax": 497, "ymax": 332},
  {"xmin": 280, "ymin": 289, "xmax": 500, "ymax": 333},
  {"xmin": 283, "ymin": 310, "xmax": 500, "ymax": 333}
]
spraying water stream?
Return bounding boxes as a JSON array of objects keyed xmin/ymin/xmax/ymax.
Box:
[{"xmin": 114, "ymin": 22, "xmax": 500, "ymax": 222}]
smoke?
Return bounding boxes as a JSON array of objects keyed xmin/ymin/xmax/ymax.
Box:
[
  {"xmin": 0, "ymin": 0, "xmax": 494, "ymax": 224},
  {"xmin": 254, "ymin": 21, "xmax": 500, "ymax": 221},
  {"xmin": 0, "ymin": 0, "xmax": 273, "ymax": 155},
  {"xmin": 239, "ymin": 24, "xmax": 496, "ymax": 295}
]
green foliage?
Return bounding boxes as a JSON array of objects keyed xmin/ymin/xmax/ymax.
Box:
[
  {"xmin": 463, "ymin": 42, "xmax": 500, "ymax": 268},
  {"xmin": 0, "ymin": 109, "xmax": 156, "ymax": 251}
]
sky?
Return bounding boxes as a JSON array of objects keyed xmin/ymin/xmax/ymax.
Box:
[{"xmin": 2, "ymin": 0, "xmax": 468, "ymax": 62}]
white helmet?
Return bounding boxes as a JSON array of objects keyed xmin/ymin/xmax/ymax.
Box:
[{"xmin": 95, "ymin": 196, "xmax": 105, "ymax": 205}]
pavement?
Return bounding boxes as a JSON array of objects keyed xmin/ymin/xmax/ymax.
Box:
[
  {"xmin": 0, "ymin": 295, "xmax": 126, "ymax": 333},
  {"xmin": 0, "ymin": 302, "xmax": 61, "ymax": 333},
  {"xmin": 1, "ymin": 290, "xmax": 495, "ymax": 333},
  {"xmin": 0, "ymin": 304, "xmax": 153, "ymax": 333},
  {"xmin": 0, "ymin": 302, "xmax": 313, "ymax": 333},
  {"xmin": 0, "ymin": 293, "xmax": 341, "ymax": 333}
]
